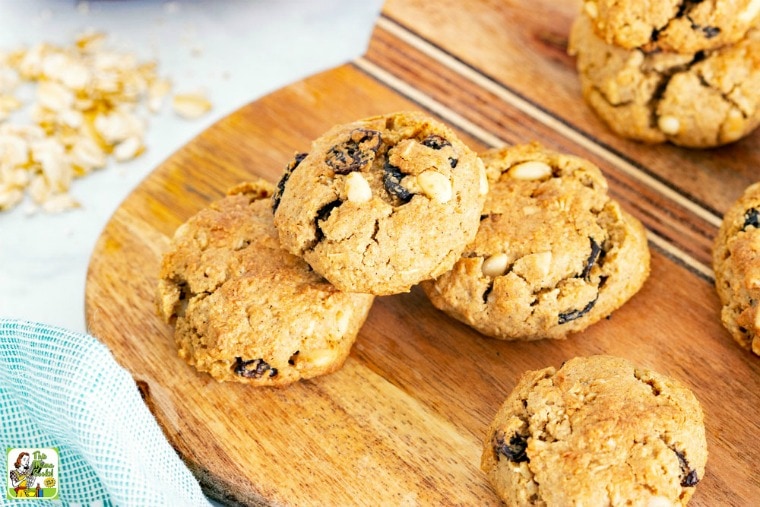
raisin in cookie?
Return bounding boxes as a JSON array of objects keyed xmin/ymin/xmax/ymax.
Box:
[
  {"xmin": 583, "ymin": 0, "xmax": 760, "ymax": 53},
  {"xmin": 569, "ymin": 13, "xmax": 760, "ymax": 148},
  {"xmin": 421, "ymin": 143, "xmax": 649, "ymax": 341},
  {"xmin": 156, "ymin": 179, "xmax": 375, "ymax": 386},
  {"xmin": 481, "ymin": 355, "xmax": 708, "ymax": 506},
  {"xmin": 272, "ymin": 111, "xmax": 488, "ymax": 295},
  {"xmin": 713, "ymin": 181, "xmax": 760, "ymax": 356}
]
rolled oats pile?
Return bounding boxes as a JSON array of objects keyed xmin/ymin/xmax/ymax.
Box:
[{"xmin": 0, "ymin": 31, "xmax": 211, "ymax": 213}]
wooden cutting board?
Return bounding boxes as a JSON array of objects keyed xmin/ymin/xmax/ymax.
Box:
[{"xmin": 85, "ymin": 0, "xmax": 760, "ymax": 504}]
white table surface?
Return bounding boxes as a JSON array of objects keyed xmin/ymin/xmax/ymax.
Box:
[{"xmin": 0, "ymin": 0, "xmax": 384, "ymax": 336}]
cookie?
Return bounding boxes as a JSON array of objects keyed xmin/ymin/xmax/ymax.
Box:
[
  {"xmin": 156, "ymin": 179, "xmax": 375, "ymax": 386},
  {"xmin": 569, "ymin": 13, "xmax": 760, "ymax": 148},
  {"xmin": 583, "ymin": 0, "xmax": 760, "ymax": 53},
  {"xmin": 420, "ymin": 143, "xmax": 650, "ymax": 341},
  {"xmin": 713, "ymin": 181, "xmax": 760, "ymax": 356},
  {"xmin": 272, "ymin": 111, "xmax": 488, "ymax": 295},
  {"xmin": 481, "ymin": 355, "xmax": 708, "ymax": 506}
]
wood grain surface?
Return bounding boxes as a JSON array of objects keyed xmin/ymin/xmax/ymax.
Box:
[{"xmin": 85, "ymin": 1, "xmax": 760, "ymax": 505}]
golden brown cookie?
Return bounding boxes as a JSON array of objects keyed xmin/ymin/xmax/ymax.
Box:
[
  {"xmin": 156, "ymin": 179, "xmax": 375, "ymax": 386},
  {"xmin": 272, "ymin": 111, "xmax": 488, "ymax": 295},
  {"xmin": 713, "ymin": 181, "xmax": 760, "ymax": 356},
  {"xmin": 583, "ymin": 0, "xmax": 760, "ymax": 53},
  {"xmin": 481, "ymin": 355, "xmax": 708, "ymax": 506},
  {"xmin": 569, "ymin": 13, "xmax": 760, "ymax": 148},
  {"xmin": 421, "ymin": 143, "xmax": 650, "ymax": 340}
]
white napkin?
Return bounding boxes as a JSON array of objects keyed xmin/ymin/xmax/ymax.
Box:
[{"xmin": 0, "ymin": 319, "xmax": 211, "ymax": 506}]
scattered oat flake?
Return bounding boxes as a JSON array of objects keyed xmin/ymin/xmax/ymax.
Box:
[
  {"xmin": 41, "ymin": 192, "xmax": 80, "ymax": 213},
  {"xmin": 113, "ymin": 136, "xmax": 143, "ymax": 162},
  {"xmin": 0, "ymin": 187, "xmax": 24, "ymax": 210},
  {"xmin": 148, "ymin": 77, "xmax": 172, "ymax": 113},
  {"xmin": 0, "ymin": 31, "xmax": 209, "ymax": 214},
  {"xmin": 76, "ymin": 31, "xmax": 106, "ymax": 52},
  {"xmin": 172, "ymin": 92, "xmax": 212, "ymax": 119},
  {"xmin": 0, "ymin": 68, "xmax": 19, "ymax": 93}
]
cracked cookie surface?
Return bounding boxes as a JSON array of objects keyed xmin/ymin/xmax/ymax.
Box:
[
  {"xmin": 583, "ymin": 0, "xmax": 760, "ymax": 53},
  {"xmin": 713, "ymin": 181, "xmax": 760, "ymax": 356},
  {"xmin": 272, "ymin": 111, "xmax": 487, "ymax": 295},
  {"xmin": 569, "ymin": 13, "xmax": 760, "ymax": 148},
  {"xmin": 156, "ymin": 179, "xmax": 375, "ymax": 386},
  {"xmin": 420, "ymin": 143, "xmax": 649, "ymax": 341},
  {"xmin": 481, "ymin": 355, "xmax": 708, "ymax": 506}
]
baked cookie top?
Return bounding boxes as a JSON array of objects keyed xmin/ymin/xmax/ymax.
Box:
[
  {"xmin": 272, "ymin": 111, "xmax": 488, "ymax": 295},
  {"xmin": 421, "ymin": 143, "xmax": 650, "ymax": 340},
  {"xmin": 583, "ymin": 0, "xmax": 760, "ymax": 52},
  {"xmin": 157, "ymin": 179, "xmax": 375, "ymax": 386},
  {"xmin": 481, "ymin": 355, "xmax": 708, "ymax": 506},
  {"xmin": 713, "ymin": 181, "xmax": 760, "ymax": 356},
  {"xmin": 569, "ymin": 13, "xmax": 760, "ymax": 148}
]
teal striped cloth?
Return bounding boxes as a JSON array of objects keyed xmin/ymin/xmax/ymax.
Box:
[{"xmin": 0, "ymin": 319, "xmax": 211, "ymax": 506}]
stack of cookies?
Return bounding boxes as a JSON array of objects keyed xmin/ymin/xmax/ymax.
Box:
[
  {"xmin": 155, "ymin": 111, "xmax": 709, "ymax": 504},
  {"xmin": 156, "ymin": 111, "xmax": 652, "ymax": 386},
  {"xmin": 569, "ymin": 0, "xmax": 760, "ymax": 148},
  {"xmin": 156, "ymin": 111, "xmax": 488, "ymax": 387},
  {"xmin": 271, "ymin": 112, "xmax": 650, "ymax": 343}
]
